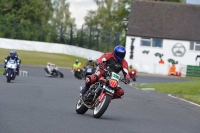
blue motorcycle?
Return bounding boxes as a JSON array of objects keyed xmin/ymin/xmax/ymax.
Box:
[
  {"xmin": 5, "ymin": 59, "xmax": 18, "ymax": 83},
  {"xmin": 84, "ymin": 65, "xmax": 95, "ymax": 79}
]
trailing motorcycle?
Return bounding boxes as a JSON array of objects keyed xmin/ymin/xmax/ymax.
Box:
[
  {"xmin": 129, "ymin": 69, "xmax": 137, "ymax": 81},
  {"xmin": 5, "ymin": 59, "xmax": 18, "ymax": 83},
  {"xmin": 44, "ymin": 66, "xmax": 64, "ymax": 78},
  {"xmin": 75, "ymin": 66, "xmax": 128, "ymax": 118},
  {"xmin": 73, "ymin": 67, "xmax": 83, "ymax": 80},
  {"xmin": 83, "ymin": 65, "xmax": 95, "ymax": 79}
]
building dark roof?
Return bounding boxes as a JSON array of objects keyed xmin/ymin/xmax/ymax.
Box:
[{"xmin": 127, "ymin": 1, "xmax": 200, "ymax": 41}]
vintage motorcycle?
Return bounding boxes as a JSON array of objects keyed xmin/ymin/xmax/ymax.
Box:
[
  {"xmin": 44, "ymin": 67, "xmax": 64, "ymax": 78},
  {"xmin": 75, "ymin": 66, "xmax": 127, "ymax": 118},
  {"xmin": 5, "ymin": 59, "xmax": 18, "ymax": 83}
]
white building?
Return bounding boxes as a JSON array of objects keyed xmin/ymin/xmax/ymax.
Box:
[{"xmin": 125, "ymin": 1, "xmax": 200, "ymax": 75}]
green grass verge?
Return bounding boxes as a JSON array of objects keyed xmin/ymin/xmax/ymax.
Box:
[
  {"xmin": 137, "ymin": 81, "xmax": 200, "ymax": 105},
  {"xmin": 0, "ymin": 48, "xmax": 87, "ymax": 68},
  {"xmin": 0, "ymin": 68, "xmax": 4, "ymax": 74}
]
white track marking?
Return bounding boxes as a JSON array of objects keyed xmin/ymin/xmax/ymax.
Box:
[{"xmin": 168, "ymin": 94, "xmax": 200, "ymax": 107}]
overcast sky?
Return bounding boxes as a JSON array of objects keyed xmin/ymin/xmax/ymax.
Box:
[
  {"xmin": 68, "ymin": 0, "xmax": 97, "ymax": 29},
  {"xmin": 68, "ymin": 0, "xmax": 200, "ymax": 29},
  {"xmin": 187, "ymin": 0, "xmax": 200, "ymax": 5}
]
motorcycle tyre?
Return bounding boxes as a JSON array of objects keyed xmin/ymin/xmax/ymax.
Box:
[
  {"xmin": 59, "ymin": 72, "xmax": 64, "ymax": 78},
  {"xmin": 7, "ymin": 71, "xmax": 11, "ymax": 83},
  {"xmin": 93, "ymin": 95, "xmax": 111, "ymax": 118},
  {"xmin": 52, "ymin": 71, "xmax": 58, "ymax": 77},
  {"xmin": 75, "ymin": 99, "xmax": 88, "ymax": 114}
]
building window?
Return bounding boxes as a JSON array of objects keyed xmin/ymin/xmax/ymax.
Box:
[
  {"xmin": 141, "ymin": 38, "xmax": 151, "ymax": 46},
  {"xmin": 190, "ymin": 41, "xmax": 194, "ymax": 50},
  {"xmin": 140, "ymin": 38, "xmax": 163, "ymax": 48},
  {"xmin": 190, "ymin": 41, "xmax": 200, "ymax": 51},
  {"xmin": 152, "ymin": 38, "xmax": 163, "ymax": 47}
]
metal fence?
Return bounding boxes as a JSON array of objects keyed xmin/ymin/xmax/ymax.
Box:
[{"xmin": 0, "ymin": 20, "xmax": 122, "ymax": 52}]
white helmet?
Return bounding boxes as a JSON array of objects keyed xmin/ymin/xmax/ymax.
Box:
[{"xmin": 88, "ymin": 57, "xmax": 92, "ymax": 62}]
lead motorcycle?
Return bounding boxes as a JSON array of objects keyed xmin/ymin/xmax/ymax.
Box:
[
  {"xmin": 75, "ymin": 66, "xmax": 127, "ymax": 118},
  {"xmin": 5, "ymin": 59, "xmax": 18, "ymax": 83}
]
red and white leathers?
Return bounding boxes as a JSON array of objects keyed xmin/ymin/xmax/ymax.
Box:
[{"xmin": 84, "ymin": 52, "xmax": 130, "ymax": 99}]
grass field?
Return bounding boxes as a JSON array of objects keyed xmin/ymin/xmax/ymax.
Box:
[
  {"xmin": 137, "ymin": 81, "xmax": 200, "ymax": 104},
  {"xmin": 0, "ymin": 68, "xmax": 4, "ymax": 74},
  {"xmin": 0, "ymin": 48, "xmax": 88, "ymax": 68}
]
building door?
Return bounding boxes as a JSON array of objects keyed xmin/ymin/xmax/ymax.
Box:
[{"xmin": 196, "ymin": 55, "xmax": 200, "ymax": 66}]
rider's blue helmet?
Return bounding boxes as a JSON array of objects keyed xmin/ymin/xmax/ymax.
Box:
[
  {"xmin": 10, "ymin": 50, "xmax": 16, "ymax": 58},
  {"xmin": 114, "ymin": 45, "xmax": 126, "ymax": 61}
]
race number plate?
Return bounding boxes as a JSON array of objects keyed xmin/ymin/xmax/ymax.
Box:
[
  {"xmin": 87, "ymin": 68, "xmax": 92, "ymax": 73},
  {"xmin": 111, "ymin": 72, "xmax": 120, "ymax": 81}
]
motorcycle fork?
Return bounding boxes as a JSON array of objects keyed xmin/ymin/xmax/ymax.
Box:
[{"xmin": 98, "ymin": 92, "xmax": 106, "ymax": 102}]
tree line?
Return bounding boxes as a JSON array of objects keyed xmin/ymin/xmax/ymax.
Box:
[{"xmin": 0, "ymin": 0, "xmax": 184, "ymax": 52}]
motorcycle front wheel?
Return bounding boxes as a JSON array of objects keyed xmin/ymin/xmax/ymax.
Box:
[
  {"xmin": 7, "ymin": 71, "xmax": 12, "ymax": 83},
  {"xmin": 75, "ymin": 99, "xmax": 88, "ymax": 114},
  {"xmin": 59, "ymin": 72, "xmax": 64, "ymax": 78},
  {"xmin": 93, "ymin": 94, "xmax": 111, "ymax": 118}
]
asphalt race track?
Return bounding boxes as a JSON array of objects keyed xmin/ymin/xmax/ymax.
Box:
[{"xmin": 0, "ymin": 65, "xmax": 200, "ymax": 133}]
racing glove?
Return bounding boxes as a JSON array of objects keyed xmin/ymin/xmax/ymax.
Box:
[
  {"xmin": 97, "ymin": 62, "xmax": 106, "ymax": 69},
  {"xmin": 125, "ymin": 78, "xmax": 130, "ymax": 84}
]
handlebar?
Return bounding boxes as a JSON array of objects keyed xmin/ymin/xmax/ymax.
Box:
[
  {"xmin": 120, "ymin": 78, "xmax": 128, "ymax": 84},
  {"xmin": 98, "ymin": 65, "xmax": 128, "ymax": 84}
]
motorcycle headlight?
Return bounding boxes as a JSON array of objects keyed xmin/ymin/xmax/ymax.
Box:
[
  {"xmin": 109, "ymin": 79, "xmax": 118, "ymax": 88},
  {"xmin": 132, "ymin": 71, "xmax": 135, "ymax": 74},
  {"xmin": 78, "ymin": 69, "xmax": 80, "ymax": 72}
]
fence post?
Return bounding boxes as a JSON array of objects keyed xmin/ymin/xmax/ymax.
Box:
[{"xmin": 40, "ymin": 22, "xmax": 43, "ymax": 41}]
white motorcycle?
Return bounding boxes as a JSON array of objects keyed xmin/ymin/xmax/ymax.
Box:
[
  {"xmin": 44, "ymin": 66, "xmax": 64, "ymax": 78},
  {"xmin": 5, "ymin": 59, "xmax": 18, "ymax": 83}
]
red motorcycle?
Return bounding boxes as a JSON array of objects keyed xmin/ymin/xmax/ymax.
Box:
[
  {"xmin": 75, "ymin": 66, "xmax": 128, "ymax": 118},
  {"xmin": 129, "ymin": 69, "xmax": 137, "ymax": 81}
]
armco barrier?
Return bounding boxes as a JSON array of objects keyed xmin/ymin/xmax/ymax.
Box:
[
  {"xmin": 186, "ymin": 65, "xmax": 200, "ymax": 77},
  {"xmin": 0, "ymin": 38, "xmax": 104, "ymax": 60}
]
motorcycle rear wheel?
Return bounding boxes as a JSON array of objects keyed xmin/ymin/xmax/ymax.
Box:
[{"xmin": 93, "ymin": 95, "xmax": 111, "ymax": 118}]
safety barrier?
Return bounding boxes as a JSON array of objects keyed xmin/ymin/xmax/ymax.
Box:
[
  {"xmin": 186, "ymin": 65, "xmax": 200, "ymax": 77},
  {"xmin": 0, "ymin": 38, "xmax": 104, "ymax": 60}
]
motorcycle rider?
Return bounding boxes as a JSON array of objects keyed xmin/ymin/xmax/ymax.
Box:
[
  {"xmin": 72, "ymin": 59, "xmax": 82, "ymax": 78},
  {"xmin": 45, "ymin": 62, "xmax": 56, "ymax": 75},
  {"xmin": 4, "ymin": 50, "xmax": 20, "ymax": 75},
  {"xmin": 83, "ymin": 57, "xmax": 97, "ymax": 68},
  {"xmin": 80, "ymin": 45, "xmax": 130, "ymax": 99}
]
